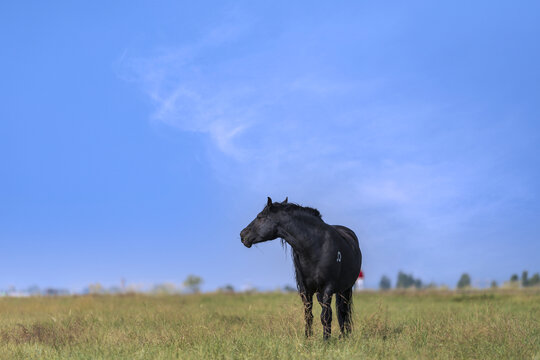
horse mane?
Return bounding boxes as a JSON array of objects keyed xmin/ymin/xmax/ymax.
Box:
[
  {"xmin": 274, "ymin": 202, "xmax": 322, "ymax": 259},
  {"xmin": 280, "ymin": 203, "xmax": 322, "ymax": 219}
]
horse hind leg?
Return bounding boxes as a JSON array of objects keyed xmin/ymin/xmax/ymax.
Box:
[
  {"xmin": 336, "ymin": 292, "xmax": 346, "ymax": 335},
  {"xmin": 336, "ymin": 287, "xmax": 353, "ymax": 337},
  {"xmin": 317, "ymin": 291, "xmax": 333, "ymax": 340}
]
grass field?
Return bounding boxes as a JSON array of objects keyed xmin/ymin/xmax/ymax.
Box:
[{"xmin": 1, "ymin": 290, "xmax": 539, "ymax": 359}]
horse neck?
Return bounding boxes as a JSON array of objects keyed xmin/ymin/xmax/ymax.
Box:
[{"xmin": 277, "ymin": 211, "xmax": 326, "ymax": 255}]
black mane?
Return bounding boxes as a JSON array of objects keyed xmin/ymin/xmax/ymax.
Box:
[{"xmin": 281, "ymin": 203, "xmax": 322, "ymax": 219}]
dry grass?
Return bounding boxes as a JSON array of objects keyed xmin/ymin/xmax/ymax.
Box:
[{"xmin": 0, "ymin": 290, "xmax": 539, "ymax": 359}]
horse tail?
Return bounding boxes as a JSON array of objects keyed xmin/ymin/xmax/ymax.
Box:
[{"xmin": 336, "ymin": 286, "xmax": 355, "ymax": 334}]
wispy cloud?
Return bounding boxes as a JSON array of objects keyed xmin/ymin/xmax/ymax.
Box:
[
  {"xmin": 118, "ymin": 14, "xmax": 535, "ymax": 285},
  {"xmin": 120, "ymin": 19, "xmax": 511, "ymax": 216}
]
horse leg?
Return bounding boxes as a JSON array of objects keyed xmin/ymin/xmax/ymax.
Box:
[
  {"xmin": 317, "ymin": 291, "xmax": 333, "ymax": 340},
  {"xmin": 300, "ymin": 291, "xmax": 314, "ymax": 337},
  {"xmin": 336, "ymin": 287, "xmax": 353, "ymax": 337},
  {"xmin": 336, "ymin": 292, "xmax": 346, "ymax": 336}
]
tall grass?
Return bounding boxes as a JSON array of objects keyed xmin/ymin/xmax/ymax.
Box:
[{"xmin": 0, "ymin": 290, "xmax": 539, "ymax": 359}]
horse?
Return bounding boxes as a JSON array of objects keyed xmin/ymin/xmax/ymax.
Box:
[{"xmin": 240, "ymin": 197, "xmax": 362, "ymax": 340}]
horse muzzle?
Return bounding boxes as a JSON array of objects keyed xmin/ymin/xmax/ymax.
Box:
[
  {"xmin": 240, "ymin": 229, "xmax": 253, "ymax": 248},
  {"xmin": 240, "ymin": 231, "xmax": 253, "ymax": 248},
  {"xmin": 241, "ymin": 236, "xmax": 254, "ymax": 248}
]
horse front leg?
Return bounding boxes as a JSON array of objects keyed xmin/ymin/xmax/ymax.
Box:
[
  {"xmin": 317, "ymin": 291, "xmax": 333, "ymax": 340},
  {"xmin": 300, "ymin": 291, "xmax": 314, "ymax": 337}
]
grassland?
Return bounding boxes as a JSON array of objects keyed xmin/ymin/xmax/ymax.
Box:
[{"xmin": 1, "ymin": 290, "xmax": 539, "ymax": 359}]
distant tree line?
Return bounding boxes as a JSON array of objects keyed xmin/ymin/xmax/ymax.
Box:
[
  {"xmin": 379, "ymin": 271, "xmax": 424, "ymax": 290},
  {"xmin": 378, "ymin": 270, "xmax": 540, "ymax": 290},
  {"xmin": 511, "ymin": 271, "xmax": 540, "ymax": 287},
  {"xmin": 396, "ymin": 271, "xmax": 423, "ymax": 289}
]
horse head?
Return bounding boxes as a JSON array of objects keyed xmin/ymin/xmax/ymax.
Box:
[{"xmin": 240, "ymin": 197, "xmax": 287, "ymax": 248}]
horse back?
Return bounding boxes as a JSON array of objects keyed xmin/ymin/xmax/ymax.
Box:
[{"xmin": 332, "ymin": 225, "xmax": 360, "ymax": 253}]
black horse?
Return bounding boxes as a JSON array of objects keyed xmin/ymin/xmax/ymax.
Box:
[{"xmin": 240, "ymin": 197, "xmax": 362, "ymax": 339}]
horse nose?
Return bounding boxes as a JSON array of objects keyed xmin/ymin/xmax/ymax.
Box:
[{"xmin": 240, "ymin": 228, "xmax": 247, "ymax": 240}]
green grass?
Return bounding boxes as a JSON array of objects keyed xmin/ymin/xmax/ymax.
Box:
[{"xmin": 1, "ymin": 290, "xmax": 539, "ymax": 359}]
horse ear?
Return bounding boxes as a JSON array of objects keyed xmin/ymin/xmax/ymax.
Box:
[
  {"xmin": 283, "ymin": 197, "xmax": 288, "ymax": 204},
  {"xmin": 267, "ymin": 197, "xmax": 273, "ymax": 207}
]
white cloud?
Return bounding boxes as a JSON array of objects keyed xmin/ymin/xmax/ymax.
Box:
[
  {"xmin": 118, "ymin": 17, "xmax": 534, "ymax": 287},
  {"xmin": 121, "ymin": 32, "xmax": 502, "ymax": 225}
]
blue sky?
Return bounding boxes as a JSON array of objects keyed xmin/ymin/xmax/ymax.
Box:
[{"xmin": 2, "ymin": 1, "xmax": 539, "ymax": 291}]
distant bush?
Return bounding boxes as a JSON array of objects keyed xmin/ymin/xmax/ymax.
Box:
[
  {"xmin": 528, "ymin": 273, "xmax": 540, "ymax": 287},
  {"xmin": 396, "ymin": 271, "xmax": 422, "ymax": 289},
  {"xmin": 379, "ymin": 275, "xmax": 391, "ymax": 290},
  {"xmin": 183, "ymin": 275, "xmax": 203, "ymax": 293},
  {"xmin": 283, "ymin": 285, "xmax": 296, "ymax": 293},
  {"xmin": 520, "ymin": 271, "xmax": 540, "ymax": 287},
  {"xmin": 217, "ymin": 284, "xmax": 235, "ymax": 293},
  {"xmin": 457, "ymin": 273, "xmax": 471, "ymax": 289}
]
